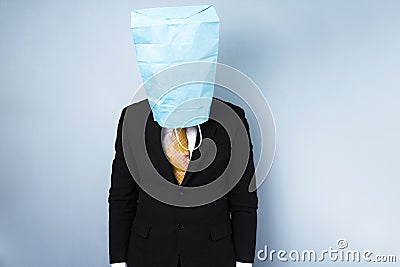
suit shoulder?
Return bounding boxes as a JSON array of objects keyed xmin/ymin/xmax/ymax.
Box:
[
  {"xmin": 212, "ymin": 97, "xmax": 246, "ymax": 119},
  {"xmin": 119, "ymin": 99, "xmax": 149, "ymax": 116}
]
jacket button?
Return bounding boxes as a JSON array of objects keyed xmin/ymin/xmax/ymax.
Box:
[{"xmin": 177, "ymin": 223, "xmax": 184, "ymax": 230}]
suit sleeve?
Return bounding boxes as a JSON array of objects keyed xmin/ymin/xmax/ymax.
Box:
[
  {"xmin": 227, "ymin": 106, "xmax": 258, "ymax": 263},
  {"xmin": 108, "ymin": 107, "xmax": 139, "ymax": 264}
]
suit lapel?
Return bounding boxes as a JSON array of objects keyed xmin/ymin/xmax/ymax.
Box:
[
  {"xmin": 180, "ymin": 120, "xmax": 217, "ymax": 186},
  {"xmin": 145, "ymin": 114, "xmax": 178, "ymax": 185}
]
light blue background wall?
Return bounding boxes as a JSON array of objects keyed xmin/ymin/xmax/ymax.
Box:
[{"xmin": 1, "ymin": 0, "xmax": 399, "ymax": 266}]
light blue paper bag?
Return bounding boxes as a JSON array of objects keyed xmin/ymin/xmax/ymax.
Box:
[{"xmin": 131, "ymin": 5, "xmax": 220, "ymax": 128}]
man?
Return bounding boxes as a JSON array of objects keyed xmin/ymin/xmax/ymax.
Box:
[{"xmin": 108, "ymin": 97, "xmax": 258, "ymax": 267}]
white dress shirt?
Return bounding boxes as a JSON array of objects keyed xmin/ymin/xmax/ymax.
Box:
[{"xmin": 111, "ymin": 126, "xmax": 252, "ymax": 267}]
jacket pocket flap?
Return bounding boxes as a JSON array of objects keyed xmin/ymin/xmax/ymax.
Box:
[
  {"xmin": 210, "ymin": 221, "xmax": 232, "ymax": 241},
  {"xmin": 131, "ymin": 220, "xmax": 151, "ymax": 239}
]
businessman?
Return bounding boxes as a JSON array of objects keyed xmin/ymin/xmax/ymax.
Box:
[{"xmin": 108, "ymin": 97, "xmax": 258, "ymax": 267}]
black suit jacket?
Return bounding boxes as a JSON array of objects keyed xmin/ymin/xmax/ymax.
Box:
[{"xmin": 108, "ymin": 98, "xmax": 258, "ymax": 267}]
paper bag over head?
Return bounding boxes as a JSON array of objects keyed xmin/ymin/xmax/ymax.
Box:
[{"xmin": 131, "ymin": 5, "xmax": 220, "ymax": 128}]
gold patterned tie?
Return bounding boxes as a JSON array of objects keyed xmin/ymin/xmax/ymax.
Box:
[{"xmin": 165, "ymin": 128, "xmax": 190, "ymax": 185}]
